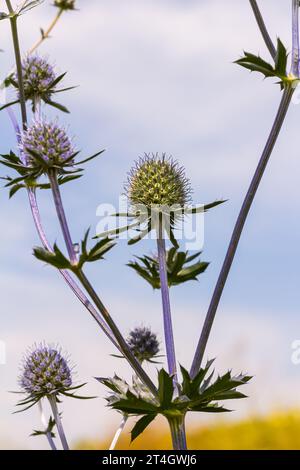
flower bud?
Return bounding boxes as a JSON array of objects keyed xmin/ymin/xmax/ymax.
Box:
[
  {"xmin": 126, "ymin": 153, "xmax": 192, "ymax": 210},
  {"xmin": 19, "ymin": 345, "xmax": 72, "ymax": 398},
  {"xmin": 17, "ymin": 55, "xmax": 56, "ymax": 102},
  {"xmin": 127, "ymin": 326, "xmax": 160, "ymax": 363},
  {"xmin": 19, "ymin": 119, "xmax": 74, "ymax": 168},
  {"xmin": 54, "ymin": 0, "xmax": 76, "ymax": 10}
]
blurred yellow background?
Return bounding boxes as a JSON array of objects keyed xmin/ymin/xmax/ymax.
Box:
[{"xmin": 77, "ymin": 411, "xmax": 300, "ymax": 450}]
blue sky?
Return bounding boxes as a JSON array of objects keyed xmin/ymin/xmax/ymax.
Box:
[{"xmin": 0, "ymin": 0, "xmax": 300, "ymax": 449}]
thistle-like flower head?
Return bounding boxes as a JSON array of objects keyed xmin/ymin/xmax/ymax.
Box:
[
  {"xmin": 54, "ymin": 0, "xmax": 76, "ymax": 10},
  {"xmin": 126, "ymin": 153, "xmax": 192, "ymax": 210},
  {"xmin": 17, "ymin": 344, "xmax": 93, "ymax": 412},
  {"xmin": 127, "ymin": 326, "xmax": 160, "ymax": 363},
  {"xmin": 19, "ymin": 345, "xmax": 72, "ymax": 398},
  {"xmin": 17, "ymin": 55, "xmax": 56, "ymax": 101},
  {"xmin": 19, "ymin": 119, "xmax": 74, "ymax": 169}
]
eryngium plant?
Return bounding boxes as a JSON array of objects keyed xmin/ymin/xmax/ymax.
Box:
[
  {"xmin": 2, "ymin": 54, "xmax": 74, "ymax": 113},
  {"xmin": 17, "ymin": 344, "xmax": 91, "ymax": 450},
  {"xmin": 126, "ymin": 153, "xmax": 192, "ymax": 209},
  {"xmin": 1, "ymin": 0, "xmax": 299, "ymax": 452},
  {"xmin": 127, "ymin": 326, "xmax": 160, "ymax": 364}
]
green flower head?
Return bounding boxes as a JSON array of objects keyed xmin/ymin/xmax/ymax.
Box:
[
  {"xmin": 54, "ymin": 0, "xmax": 76, "ymax": 10},
  {"xmin": 126, "ymin": 153, "xmax": 192, "ymax": 210}
]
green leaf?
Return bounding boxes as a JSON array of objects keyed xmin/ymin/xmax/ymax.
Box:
[
  {"xmin": 128, "ymin": 248, "xmax": 209, "ymax": 289},
  {"xmin": 75, "ymin": 149, "xmax": 105, "ymax": 166},
  {"xmin": 43, "ymin": 97, "xmax": 70, "ymax": 113},
  {"xmin": 0, "ymin": 99, "xmax": 20, "ymax": 111},
  {"xmin": 111, "ymin": 394, "xmax": 157, "ymax": 414},
  {"xmin": 33, "ymin": 245, "xmax": 71, "ymax": 270},
  {"xmin": 0, "ymin": 12, "xmax": 9, "ymax": 20},
  {"xmin": 78, "ymin": 231, "xmax": 115, "ymax": 268},
  {"xmin": 131, "ymin": 414, "xmax": 156, "ymax": 442},
  {"xmin": 158, "ymin": 369, "xmax": 174, "ymax": 408},
  {"xmin": 275, "ymin": 38, "xmax": 288, "ymax": 77},
  {"xmin": 48, "ymin": 72, "xmax": 67, "ymax": 89},
  {"xmin": 236, "ymin": 38, "xmax": 289, "ymax": 84},
  {"xmin": 235, "ymin": 52, "xmax": 275, "ymax": 77}
]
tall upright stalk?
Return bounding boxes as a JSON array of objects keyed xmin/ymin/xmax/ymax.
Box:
[
  {"xmin": 292, "ymin": 0, "xmax": 300, "ymax": 77},
  {"xmin": 156, "ymin": 226, "xmax": 177, "ymax": 380},
  {"xmin": 5, "ymin": 0, "xmax": 157, "ymax": 399},
  {"xmin": 48, "ymin": 170, "xmax": 77, "ymax": 265},
  {"xmin": 190, "ymin": 2, "xmax": 298, "ymax": 377},
  {"xmin": 48, "ymin": 395, "xmax": 69, "ymax": 450},
  {"xmin": 156, "ymin": 223, "xmax": 187, "ymax": 449},
  {"xmin": 5, "ymin": 0, "xmax": 27, "ymax": 130},
  {"xmin": 249, "ymin": 0, "xmax": 276, "ymax": 59}
]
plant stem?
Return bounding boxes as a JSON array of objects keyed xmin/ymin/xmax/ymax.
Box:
[
  {"xmin": 5, "ymin": 3, "xmax": 156, "ymax": 398},
  {"xmin": 27, "ymin": 188, "xmax": 119, "ymax": 349},
  {"xmin": 5, "ymin": 1, "xmax": 27, "ymax": 130},
  {"xmin": 156, "ymin": 226, "xmax": 177, "ymax": 381},
  {"xmin": 48, "ymin": 395, "xmax": 69, "ymax": 450},
  {"xmin": 109, "ymin": 414, "xmax": 128, "ymax": 450},
  {"xmin": 28, "ymin": 9, "xmax": 64, "ymax": 55},
  {"xmin": 75, "ymin": 269, "xmax": 158, "ymax": 397},
  {"xmin": 1, "ymin": 7, "xmax": 64, "ymax": 92},
  {"xmin": 292, "ymin": 0, "xmax": 300, "ymax": 77},
  {"xmin": 5, "ymin": 0, "xmax": 118, "ymax": 350},
  {"xmin": 249, "ymin": 0, "xmax": 276, "ymax": 59},
  {"xmin": 38, "ymin": 401, "xmax": 57, "ymax": 451},
  {"xmin": 167, "ymin": 415, "xmax": 187, "ymax": 450},
  {"xmin": 190, "ymin": 86, "xmax": 294, "ymax": 377},
  {"xmin": 46, "ymin": 172, "xmax": 157, "ymax": 396},
  {"xmin": 48, "ymin": 170, "xmax": 77, "ymax": 265}
]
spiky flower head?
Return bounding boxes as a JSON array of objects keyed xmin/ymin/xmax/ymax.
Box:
[
  {"xmin": 54, "ymin": 0, "xmax": 76, "ymax": 10},
  {"xmin": 16, "ymin": 55, "xmax": 56, "ymax": 101},
  {"xmin": 126, "ymin": 153, "xmax": 192, "ymax": 210},
  {"xmin": 19, "ymin": 345, "xmax": 72, "ymax": 398},
  {"xmin": 19, "ymin": 119, "xmax": 74, "ymax": 169},
  {"xmin": 127, "ymin": 326, "xmax": 160, "ymax": 363}
]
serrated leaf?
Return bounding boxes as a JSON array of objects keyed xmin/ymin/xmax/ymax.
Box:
[
  {"xmin": 33, "ymin": 245, "xmax": 71, "ymax": 270},
  {"xmin": 158, "ymin": 369, "xmax": 174, "ymax": 408},
  {"xmin": 131, "ymin": 414, "xmax": 156, "ymax": 442},
  {"xmin": 275, "ymin": 38, "xmax": 288, "ymax": 77}
]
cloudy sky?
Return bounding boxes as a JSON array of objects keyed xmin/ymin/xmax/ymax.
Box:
[{"xmin": 0, "ymin": 0, "xmax": 300, "ymax": 449}]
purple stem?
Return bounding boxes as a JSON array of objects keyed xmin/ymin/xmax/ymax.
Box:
[
  {"xmin": 292, "ymin": 0, "xmax": 300, "ymax": 77},
  {"xmin": 190, "ymin": 86, "xmax": 294, "ymax": 378},
  {"xmin": 48, "ymin": 395, "xmax": 69, "ymax": 450},
  {"xmin": 27, "ymin": 188, "xmax": 119, "ymax": 349},
  {"xmin": 156, "ymin": 227, "xmax": 177, "ymax": 380},
  {"xmin": 48, "ymin": 170, "xmax": 77, "ymax": 265}
]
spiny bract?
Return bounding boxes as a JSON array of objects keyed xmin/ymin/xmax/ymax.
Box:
[
  {"xmin": 127, "ymin": 326, "xmax": 160, "ymax": 363},
  {"xmin": 19, "ymin": 345, "xmax": 72, "ymax": 397},
  {"xmin": 19, "ymin": 119, "xmax": 74, "ymax": 166},
  {"xmin": 126, "ymin": 153, "xmax": 192, "ymax": 209}
]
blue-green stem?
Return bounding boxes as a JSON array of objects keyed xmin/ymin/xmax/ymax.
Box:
[
  {"xmin": 156, "ymin": 225, "xmax": 177, "ymax": 381},
  {"xmin": 167, "ymin": 415, "xmax": 187, "ymax": 450},
  {"xmin": 5, "ymin": 0, "xmax": 27, "ymax": 130},
  {"xmin": 5, "ymin": 0, "xmax": 157, "ymax": 399},
  {"xmin": 292, "ymin": 0, "xmax": 300, "ymax": 77},
  {"xmin": 249, "ymin": 0, "xmax": 276, "ymax": 59}
]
